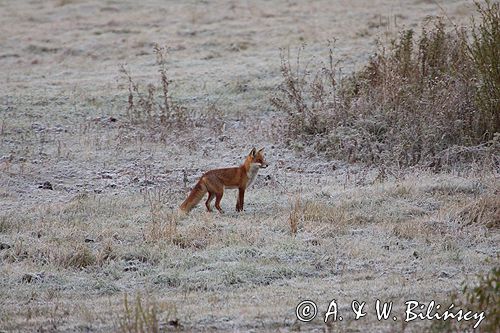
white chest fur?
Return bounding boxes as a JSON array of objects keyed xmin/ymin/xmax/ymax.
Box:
[{"xmin": 246, "ymin": 163, "xmax": 260, "ymax": 188}]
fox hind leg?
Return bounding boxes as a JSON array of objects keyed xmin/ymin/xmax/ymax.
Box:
[
  {"xmin": 215, "ymin": 192, "xmax": 224, "ymax": 214},
  {"xmin": 205, "ymin": 192, "xmax": 215, "ymax": 212}
]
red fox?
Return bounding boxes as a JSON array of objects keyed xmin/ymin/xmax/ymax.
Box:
[{"xmin": 179, "ymin": 148, "xmax": 268, "ymax": 214}]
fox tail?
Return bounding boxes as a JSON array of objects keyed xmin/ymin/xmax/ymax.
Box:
[{"xmin": 179, "ymin": 179, "xmax": 207, "ymax": 213}]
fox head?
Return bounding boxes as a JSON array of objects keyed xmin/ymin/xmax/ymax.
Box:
[{"xmin": 248, "ymin": 147, "xmax": 268, "ymax": 169}]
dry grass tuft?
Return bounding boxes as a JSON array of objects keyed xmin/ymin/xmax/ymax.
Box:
[
  {"xmin": 142, "ymin": 187, "xmax": 179, "ymax": 243},
  {"xmin": 59, "ymin": 244, "xmax": 96, "ymax": 269},
  {"xmin": 391, "ymin": 219, "xmax": 425, "ymax": 240},
  {"xmin": 288, "ymin": 197, "xmax": 302, "ymax": 236},
  {"xmin": 0, "ymin": 213, "xmax": 16, "ymax": 233},
  {"xmin": 116, "ymin": 293, "xmax": 179, "ymax": 333},
  {"xmin": 303, "ymin": 201, "xmax": 349, "ymax": 224},
  {"xmin": 455, "ymin": 194, "xmax": 500, "ymax": 229},
  {"xmin": 144, "ymin": 216, "xmax": 179, "ymax": 244}
]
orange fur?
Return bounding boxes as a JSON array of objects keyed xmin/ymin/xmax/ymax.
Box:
[{"xmin": 179, "ymin": 148, "xmax": 268, "ymax": 213}]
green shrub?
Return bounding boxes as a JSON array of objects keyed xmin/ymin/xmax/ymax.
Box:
[
  {"xmin": 469, "ymin": 1, "xmax": 500, "ymax": 139},
  {"xmin": 430, "ymin": 266, "xmax": 499, "ymax": 332},
  {"xmin": 463, "ymin": 267, "xmax": 500, "ymax": 332}
]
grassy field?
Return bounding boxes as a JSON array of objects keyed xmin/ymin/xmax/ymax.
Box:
[{"xmin": 0, "ymin": 0, "xmax": 498, "ymax": 332}]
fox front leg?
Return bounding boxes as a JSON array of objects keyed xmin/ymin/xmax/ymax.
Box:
[{"xmin": 236, "ymin": 187, "xmax": 245, "ymax": 212}]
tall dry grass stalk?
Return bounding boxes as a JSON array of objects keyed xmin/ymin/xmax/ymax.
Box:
[
  {"xmin": 119, "ymin": 44, "xmax": 188, "ymax": 128},
  {"xmin": 288, "ymin": 197, "xmax": 303, "ymax": 236},
  {"xmin": 142, "ymin": 187, "xmax": 179, "ymax": 243},
  {"xmin": 116, "ymin": 293, "xmax": 179, "ymax": 333},
  {"xmin": 119, "ymin": 44, "xmax": 223, "ymax": 137}
]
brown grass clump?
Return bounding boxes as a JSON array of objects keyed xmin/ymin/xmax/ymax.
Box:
[
  {"xmin": 116, "ymin": 294, "xmax": 180, "ymax": 333},
  {"xmin": 271, "ymin": 2, "xmax": 500, "ymax": 168},
  {"xmin": 144, "ymin": 216, "xmax": 179, "ymax": 244},
  {"xmin": 391, "ymin": 219, "xmax": 425, "ymax": 240},
  {"xmin": 455, "ymin": 194, "xmax": 500, "ymax": 229},
  {"xmin": 0, "ymin": 213, "xmax": 15, "ymax": 233},
  {"xmin": 288, "ymin": 197, "xmax": 302, "ymax": 236},
  {"xmin": 142, "ymin": 187, "xmax": 179, "ymax": 243},
  {"xmin": 59, "ymin": 244, "xmax": 96, "ymax": 269}
]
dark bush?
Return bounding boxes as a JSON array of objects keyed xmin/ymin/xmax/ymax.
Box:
[{"xmin": 271, "ymin": 1, "xmax": 499, "ymax": 168}]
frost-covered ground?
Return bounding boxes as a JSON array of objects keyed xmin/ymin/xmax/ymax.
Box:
[{"xmin": 1, "ymin": 1, "xmax": 497, "ymax": 332}]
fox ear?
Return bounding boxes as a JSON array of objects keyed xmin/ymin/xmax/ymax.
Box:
[
  {"xmin": 249, "ymin": 147, "xmax": 256, "ymax": 157},
  {"xmin": 258, "ymin": 147, "xmax": 265, "ymax": 153}
]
